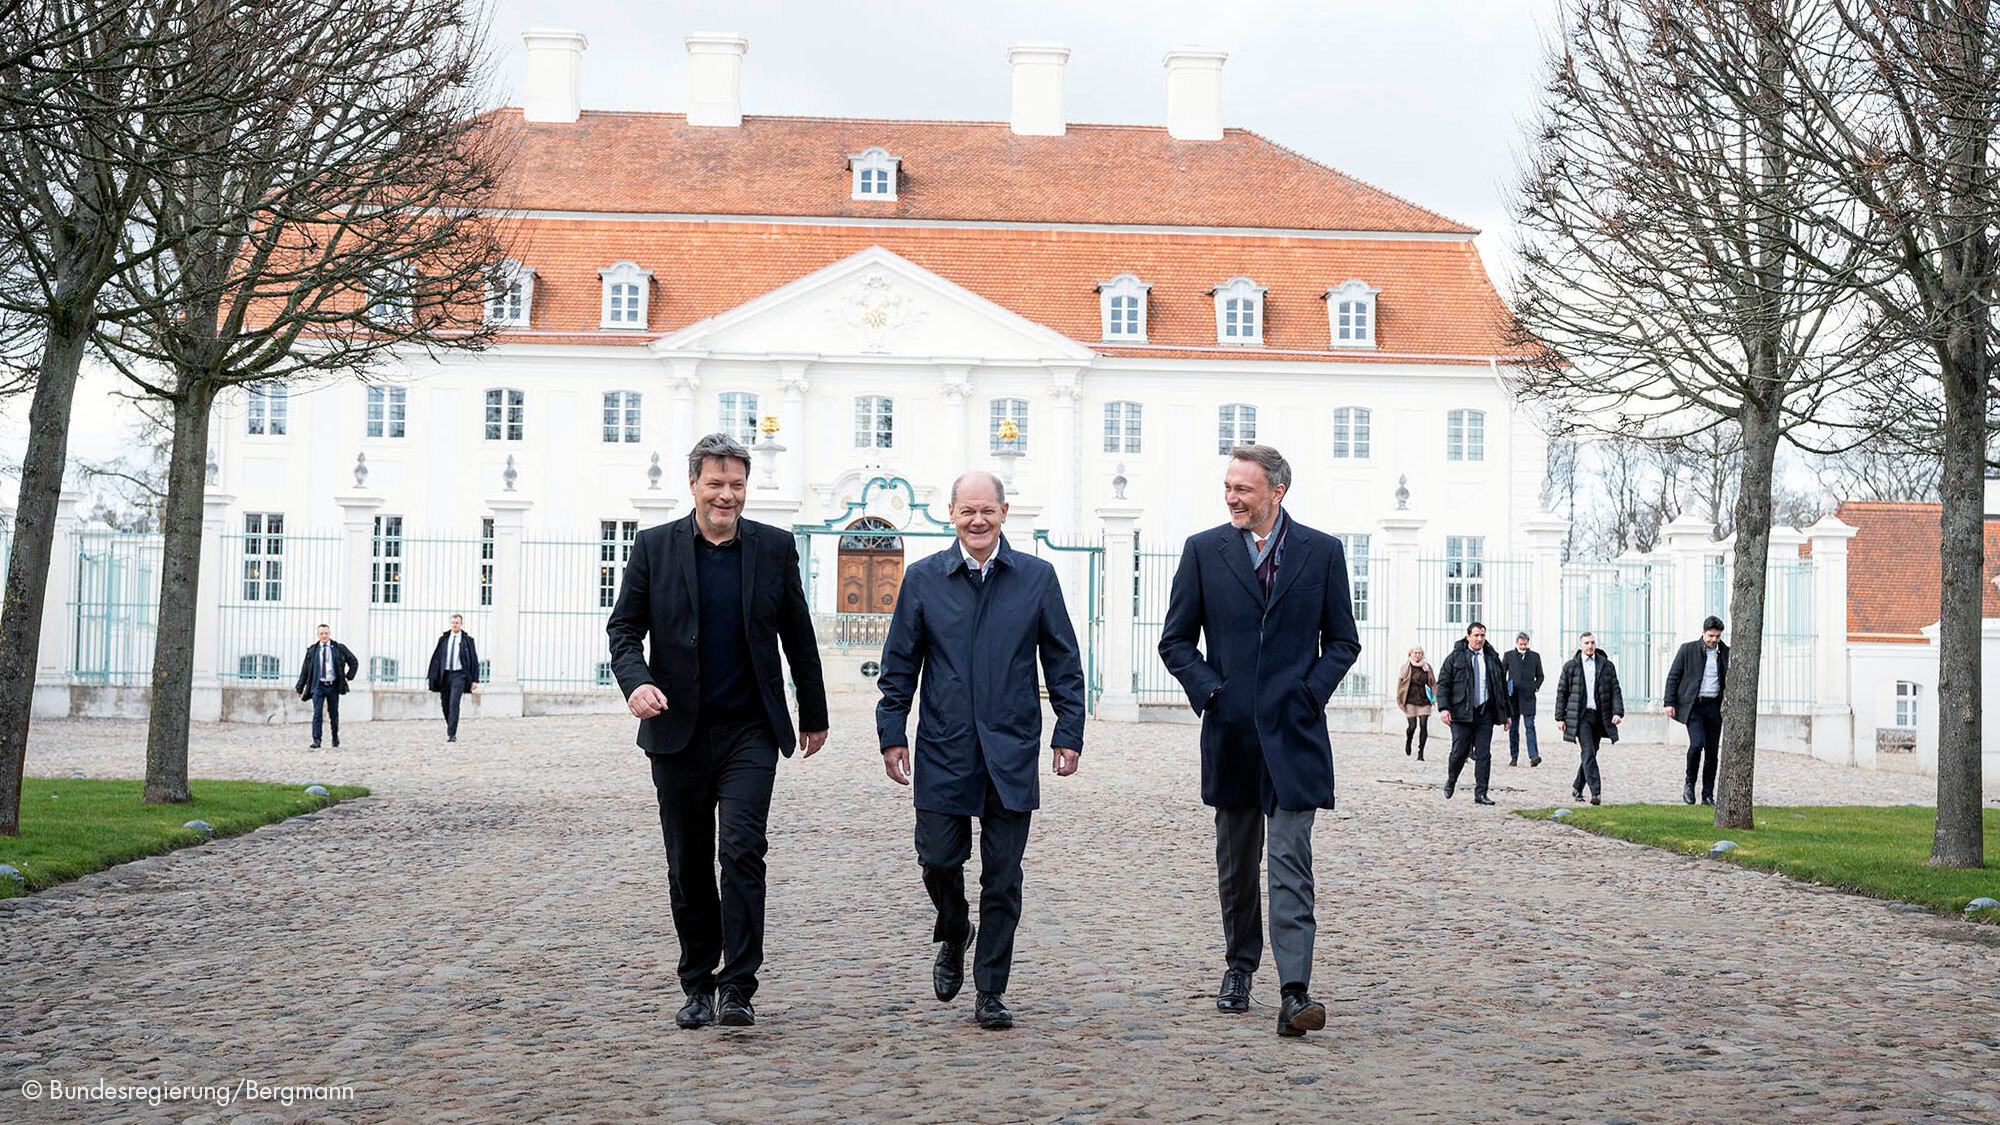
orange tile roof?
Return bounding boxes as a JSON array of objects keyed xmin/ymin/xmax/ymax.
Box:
[
  {"xmin": 483, "ymin": 110, "xmax": 1477, "ymax": 233},
  {"xmin": 1838, "ymin": 501, "xmax": 2000, "ymax": 641},
  {"xmin": 492, "ymin": 218, "xmax": 1524, "ymax": 359}
]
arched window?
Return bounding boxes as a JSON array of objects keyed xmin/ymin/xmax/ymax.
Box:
[
  {"xmin": 1324, "ymin": 279, "xmax": 1381, "ymax": 347},
  {"xmin": 990, "ymin": 398, "xmax": 1029, "ymax": 452},
  {"xmin": 598, "ymin": 260, "xmax": 653, "ymax": 329},
  {"xmin": 840, "ymin": 516, "xmax": 902, "ymax": 551},
  {"xmin": 1213, "ymin": 276, "xmax": 1267, "ymax": 345},
  {"xmin": 1333, "ymin": 407, "xmax": 1371, "ymax": 459},
  {"xmin": 848, "ymin": 146, "xmax": 901, "ymax": 200},
  {"xmin": 1099, "ymin": 273, "xmax": 1151, "ymax": 342}
]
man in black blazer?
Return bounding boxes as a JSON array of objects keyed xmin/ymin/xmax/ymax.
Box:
[
  {"xmin": 1663, "ymin": 615, "xmax": 1729, "ymax": 805},
  {"xmin": 1160, "ymin": 445, "xmax": 1362, "ymax": 1039},
  {"xmin": 294, "ymin": 623, "xmax": 357, "ymax": 749},
  {"xmin": 607, "ymin": 433, "xmax": 828, "ymax": 1032},
  {"xmin": 1501, "ymin": 631, "xmax": 1544, "ymax": 767},
  {"xmin": 1436, "ymin": 622, "xmax": 1514, "ymax": 804},
  {"xmin": 426, "ymin": 613, "xmax": 479, "ymax": 743}
]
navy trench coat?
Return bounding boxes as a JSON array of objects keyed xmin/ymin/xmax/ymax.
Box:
[
  {"xmin": 1158, "ymin": 516, "xmax": 1362, "ymax": 812},
  {"xmin": 875, "ymin": 537, "xmax": 1088, "ymax": 816}
]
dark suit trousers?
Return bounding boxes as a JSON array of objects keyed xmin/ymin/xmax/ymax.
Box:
[
  {"xmin": 1574, "ymin": 712, "xmax": 1607, "ymax": 797},
  {"xmin": 649, "ymin": 712, "xmax": 780, "ymax": 998},
  {"xmin": 438, "ymin": 671, "xmax": 469, "ymax": 738},
  {"xmin": 1686, "ymin": 697, "xmax": 1723, "ymax": 800},
  {"xmin": 310, "ymin": 682, "xmax": 340, "ymax": 743},
  {"xmin": 1446, "ymin": 703, "xmax": 1496, "ymax": 798},
  {"xmin": 915, "ymin": 776, "xmax": 1032, "ymax": 995},
  {"xmin": 1216, "ymin": 804, "xmax": 1317, "ymax": 991}
]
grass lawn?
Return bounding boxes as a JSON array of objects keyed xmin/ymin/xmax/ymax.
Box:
[
  {"xmin": 1518, "ymin": 804, "xmax": 2000, "ymax": 923},
  {"xmin": 0, "ymin": 777, "xmax": 369, "ymax": 898}
]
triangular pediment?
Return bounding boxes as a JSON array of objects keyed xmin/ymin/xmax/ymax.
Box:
[{"xmin": 650, "ymin": 246, "xmax": 1095, "ymax": 362}]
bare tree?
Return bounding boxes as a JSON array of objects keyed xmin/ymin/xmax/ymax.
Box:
[
  {"xmin": 1680, "ymin": 422, "xmax": 1745, "ymax": 537},
  {"xmin": 1510, "ymin": 0, "xmax": 1880, "ymax": 830},
  {"xmin": 93, "ymin": 0, "xmax": 510, "ymax": 804},
  {"xmin": 1809, "ymin": 442, "xmax": 1944, "ymax": 502}
]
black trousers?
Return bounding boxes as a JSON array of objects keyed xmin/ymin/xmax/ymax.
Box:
[
  {"xmin": 1686, "ymin": 697, "xmax": 1723, "ymax": 800},
  {"xmin": 1573, "ymin": 712, "xmax": 1606, "ymax": 797},
  {"xmin": 1216, "ymin": 804, "xmax": 1318, "ymax": 990},
  {"xmin": 915, "ymin": 777, "xmax": 1033, "ymax": 996},
  {"xmin": 438, "ymin": 671, "xmax": 469, "ymax": 738},
  {"xmin": 310, "ymin": 682, "xmax": 340, "ymax": 743},
  {"xmin": 1446, "ymin": 705, "xmax": 1496, "ymax": 798},
  {"xmin": 649, "ymin": 712, "xmax": 779, "ymax": 999}
]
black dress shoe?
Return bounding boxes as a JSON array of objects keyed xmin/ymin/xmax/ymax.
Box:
[
  {"xmin": 1277, "ymin": 991, "xmax": 1326, "ymax": 1037},
  {"xmin": 1474, "ymin": 794, "xmax": 1496, "ymax": 806},
  {"xmin": 331, "ymin": 737, "xmax": 340, "ymax": 748},
  {"xmin": 1683, "ymin": 782, "xmax": 1696, "ymax": 805},
  {"xmin": 1443, "ymin": 780, "xmax": 1455, "ymax": 799},
  {"xmin": 675, "ymin": 991, "xmax": 715, "ymax": 1029},
  {"xmin": 934, "ymin": 924, "xmax": 973, "ymax": 1002},
  {"xmin": 1416, "ymin": 750, "xmax": 1424, "ymax": 761},
  {"xmin": 1571, "ymin": 789, "xmax": 1585, "ymax": 803},
  {"xmin": 1530, "ymin": 755, "xmax": 1542, "ymax": 767},
  {"xmin": 1216, "ymin": 969, "xmax": 1252, "ymax": 1013},
  {"xmin": 1589, "ymin": 794, "xmax": 1601, "ymax": 806},
  {"xmin": 717, "ymin": 987, "xmax": 754, "ymax": 1026},
  {"xmin": 309, "ymin": 742, "xmax": 321, "ymax": 749},
  {"xmin": 974, "ymin": 991, "xmax": 1013, "ymax": 1029},
  {"xmin": 1508, "ymin": 758, "xmax": 1519, "ymax": 766}
]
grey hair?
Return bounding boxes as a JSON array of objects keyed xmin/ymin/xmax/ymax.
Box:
[
  {"xmin": 1229, "ymin": 444, "xmax": 1292, "ymax": 492},
  {"xmin": 949, "ymin": 470, "xmax": 1007, "ymax": 508},
  {"xmin": 686, "ymin": 432, "xmax": 752, "ymax": 479},
  {"xmin": 1516, "ymin": 631, "xmax": 1530, "ymax": 642}
]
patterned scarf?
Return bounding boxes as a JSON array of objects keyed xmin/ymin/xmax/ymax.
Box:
[{"xmin": 1255, "ymin": 510, "xmax": 1289, "ymax": 600}]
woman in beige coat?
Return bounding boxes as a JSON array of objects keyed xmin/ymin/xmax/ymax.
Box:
[{"xmin": 1395, "ymin": 648, "xmax": 1436, "ymax": 759}]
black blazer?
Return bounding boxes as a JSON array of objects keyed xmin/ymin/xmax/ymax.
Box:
[
  {"xmin": 427, "ymin": 631, "xmax": 481, "ymax": 692},
  {"xmin": 295, "ymin": 640, "xmax": 358, "ymax": 697},
  {"xmin": 1663, "ymin": 639, "xmax": 1728, "ymax": 722},
  {"xmin": 1501, "ymin": 648, "xmax": 1545, "ymax": 716},
  {"xmin": 1436, "ymin": 640, "xmax": 1515, "ymax": 725},
  {"xmin": 606, "ymin": 513, "xmax": 828, "ymax": 756}
]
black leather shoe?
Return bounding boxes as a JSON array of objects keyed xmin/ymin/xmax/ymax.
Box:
[
  {"xmin": 675, "ymin": 991, "xmax": 715, "ymax": 1029},
  {"xmin": 309, "ymin": 741, "xmax": 320, "ymax": 749},
  {"xmin": 1509, "ymin": 758, "xmax": 1519, "ymax": 766},
  {"xmin": 1474, "ymin": 794, "xmax": 1496, "ymax": 806},
  {"xmin": 717, "ymin": 988, "xmax": 754, "ymax": 1026},
  {"xmin": 1443, "ymin": 779, "xmax": 1455, "ymax": 799},
  {"xmin": 1416, "ymin": 749, "xmax": 1424, "ymax": 761},
  {"xmin": 934, "ymin": 924, "xmax": 973, "ymax": 1002},
  {"xmin": 1530, "ymin": 756, "xmax": 1542, "ymax": 767},
  {"xmin": 1683, "ymin": 782, "xmax": 1696, "ymax": 805},
  {"xmin": 331, "ymin": 737, "xmax": 340, "ymax": 748},
  {"xmin": 1277, "ymin": 991, "xmax": 1326, "ymax": 1037},
  {"xmin": 1571, "ymin": 789, "xmax": 1584, "ymax": 803},
  {"xmin": 1589, "ymin": 794, "xmax": 1601, "ymax": 805},
  {"xmin": 974, "ymin": 991, "xmax": 1013, "ymax": 1029},
  {"xmin": 1217, "ymin": 969, "xmax": 1252, "ymax": 1013}
]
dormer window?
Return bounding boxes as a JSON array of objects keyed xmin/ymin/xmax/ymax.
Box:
[
  {"xmin": 485, "ymin": 259, "xmax": 533, "ymax": 328},
  {"xmin": 598, "ymin": 261, "xmax": 653, "ymax": 329},
  {"xmin": 1325, "ymin": 278, "xmax": 1381, "ymax": 347},
  {"xmin": 848, "ymin": 146, "xmax": 901, "ymax": 201},
  {"xmin": 1098, "ymin": 273, "xmax": 1151, "ymax": 342},
  {"xmin": 1213, "ymin": 276, "xmax": 1266, "ymax": 345}
]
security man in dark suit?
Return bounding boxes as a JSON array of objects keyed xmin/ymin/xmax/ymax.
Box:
[
  {"xmin": 1663, "ymin": 615, "xmax": 1729, "ymax": 805},
  {"xmin": 1502, "ymin": 631, "xmax": 1544, "ymax": 767},
  {"xmin": 606, "ymin": 433, "xmax": 828, "ymax": 1032},
  {"xmin": 1159, "ymin": 444, "xmax": 1362, "ymax": 1039},
  {"xmin": 877, "ymin": 470, "xmax": 1087, "ymax": 1032},
  {"xmin": 425, "ymin": 613, "xmax": 479, "ymax": 743},
  {"xmin": 1436, "ymin": 622, "xmax": 1514, "ymax": 805},
  {"xmin": 294, "ymin": 623, "xmax": 357, "ymax": 749}
]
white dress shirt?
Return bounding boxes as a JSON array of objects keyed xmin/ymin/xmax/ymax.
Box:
[{"xmin": 1582, "ymin": 654, "xmax": 1598, "ymax": 709}]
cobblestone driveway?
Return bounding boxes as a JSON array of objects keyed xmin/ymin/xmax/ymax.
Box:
[{"xmin": 4, "ymin": 699, "xmax": 1998, "ymax": 1124}]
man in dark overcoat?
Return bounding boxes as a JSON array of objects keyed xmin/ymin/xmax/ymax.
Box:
[
  {"xmin": 1501, "ymin": 631, "xmax": 1544, "ymax": 767},
  {"xmin": 1662, "ymin": 615, "xmax": 1729, "ymax": 805},
  {"xmin": 294, "ymin": 623, "xmax": 358, "ymax": 749},
  {"xmin": 1436, "ymin": 622, "xmax": 1514, "ymax": 805},
  {"xmin": 425, "ymin": 613, "xmax": 479, "ymax": 743},
  {"xmin": 1555, "ymin": 631, "xmax": 1625, "ymax": 804},
  {"xmin": 1159, "ymin": 445, "xmax": 1361, "ymax": 1039},
  {"xmin": 878, "ymin": 470, "xmax": 1086, "ymax": 1031}
]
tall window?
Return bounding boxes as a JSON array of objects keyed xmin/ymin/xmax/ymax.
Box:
[
  {"xmin": 371, "ymin": 515, "xmax": 403, "ymax": 604},
  {"xmin": 366, "ymin": 387, "xmax": 406, "ymax": 439},
  {"xmin": 1894, "ymin": 681, "xmax": 1920, "ymax": 728},
  {"xmin": 598, "ymin": 519, "xmax": 638, "ymax": 609},
  {"xmin": 1104, "ymin": 401, "xmax": 1142, "ymax": 454},
  {"xmin": 1445, "ymin": 535, "xmax": 1484, "ymax": 626},
  {"xmin": 1325, "ymin": 279, "xmax": 1381, "ymax": 347},
  {"xmin": 479, "ymin": 517, "xmax": 494, "ymax": 608},
  {"xmin": 1332, "ymin": 407, "xmax": 1371, "ymax": 459},
  {"xmin": 242, "ymin": 513, "xmax": 284, "ymax": 601},
  {"xmin": 849, "ymin": 146, "xmax": 901, "ymax": 200},
  {"xmin": 719, "ymin": 392, "xmax": 760, "ymax": 446},
  {"xmin": 1217, "ymin": 404, "xmax": 1257, "ymax": 454},
  {"xmin": 1447, "ymin": 409, "xmax": 1486, "ymax": 462},
  {"xmin": 485, "ymin": 388, "xmax": 525, "ymax": 441},
  {"xmin": 989, "ymin": 398, "xmax": 1029, "ymax": 452},
  {"xmin": 1336, "ymin": 533, "xmax": 1371, "ymax": 623},
  {"xmin": 1099, "ymin": 273, "xmax": 1151, "ymax": 342},
  {"xmin": 246, "ymin": 386, "xmax": 288, "ymax": 436},
  {"xmin": 599, "ymin": 261, "xmax": 652, "ymax": 328},
  {"xmin": 485, "ymin": 259, "xmax": 533, "ymax": 327},
  {"xmin": 1213, "ymin": 276, "xmax": 1267, "ymax": 345},
  {"xmin": 602, "ymin": 391, "xmax": 641, "ymax": 444},
  {"xmin": 854, "ymin": 396, "xmax": 894, "ymax": 449}
]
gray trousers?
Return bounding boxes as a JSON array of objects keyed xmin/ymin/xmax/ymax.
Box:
[{"xmin": 1215, "ymin": 806, "xmax": 1317, "ymax": 991}]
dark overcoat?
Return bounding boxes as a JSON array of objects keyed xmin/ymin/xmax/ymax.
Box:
[
  {"xmin": 875, "ymin": 537, "xmax": 1087, "ymax": 817},
  {"xmin": 1501, "ymin": 648, "xmax": 1544, "ymax": 717},
  {"xmin": 294, "ymin": 640, "xmax": 358, "ymax": 697},
  {"xmin": 426, "ymin": 631, "xmax": 481, "ymax": 692},
  {"xmin": 1554, "ymin": 649, "xmax": 1626, "ymax": 742},
  {"xmin": 1662, "ymin": 639, "xmax": 1729, "ymax": 722},
  {"xmin": 1157, "ymin": 516, "xmax": 1362, "ymax": 812},
  {"xmin": 1436, "ymin": 639, "xmax": 1515, "ymax": 725}
]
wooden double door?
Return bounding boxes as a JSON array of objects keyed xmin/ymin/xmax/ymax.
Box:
[{"xmin": 838, "ymin": 550, "xmax": 903, "ymax": 615}]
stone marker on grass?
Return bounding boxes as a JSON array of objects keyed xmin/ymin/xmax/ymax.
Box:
[
  {"xmin": 1709, "ymin": 840, "xmax": 1738, "ymax": 858},
  {"xmin": 304, "ymin": 785, "xmax": 328, "ymax": 797},
  {"xmin": 183, "ymin": 820, "xmax": 214, "ymax": 839},
  {"xmin": 0, "ymin": 865, "xmax": 23, "ymax": 890},
  {"xmin": 1552, "ymin": 808, "xmax": 1574, "ymax": 822},
  {"xmin": 1966, "ymin": 897, "xmax": 1999, "ymax": 913}
]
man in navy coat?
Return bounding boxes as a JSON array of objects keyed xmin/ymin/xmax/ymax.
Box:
[
  {"xmin": 877, "ymin": 470, "xmax": 1086, "ymax": 1031},
  {"xmin": 1159, "ymin": 445, "xmax": 1361, "ymax": 1039}
]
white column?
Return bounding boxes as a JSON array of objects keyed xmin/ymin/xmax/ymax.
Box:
[
  {"xmin": 664, "ymin": 354, "xmax": 703, "ymax": 463},
  {"xmin": 483, "ymin": 495, "xmax": 531, "ymax": 718},
  {"xmin": 632, "ymin": 491, "xmax": 679, "ymax": 529},
  {"xmin": 1378, "ymin": 512, "xmax": 1427, "ymax": 734},
  {"xmin": 1003, "ymin": 502, "xmax": 1042, "ymax": 553},
  {"xmin": 1661, "ymin": 513, "xmax": 1717, "ymax": 635},
  {"xmin": 1095, "ymin": 503, "xmax": 1143, "ymax": 722},
  {"xmin": 1522, "ymin": 513, "xmax": 1569, "ymax": 644},
  {"xmin": 334, "ymin": 488, "xmax": 384, "ymax": 723},
  {"xmin": 1807, "ymin": 514, "xmax": 1859, "ymax": 764},
  {"xmin": 189, "ymin": 487, "xmax": 234, "ymax": 722},
  {"xmin": 938, "ymin": 362, "xmax": 974, "ymax": 466},
  {"xmin": 775, "ymin": 357, "xmax": 812, "ymax": 502},
  {"xmin": 31, "ymin": 489, "xmax": 86, "ymax": 718},
  {"xmin": 1048, "ymin": 365, "xmax": 1083, "ymax": 540}
]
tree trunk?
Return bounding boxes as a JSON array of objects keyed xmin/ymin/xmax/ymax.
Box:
[
  {"xmin": 1933, "ymin": 351, "xmax": 1985, "ymax": 867},
  {"xmin": 1716, "ymin": 398, "xmax": 1782, "ymax": 832},
  {"xmin": 141, "ymin": 380, "xmax": 217, "ymax": 805},
  {"xmin": 0, "ymin": 322, "xmax": 92, "ymax": 835}
]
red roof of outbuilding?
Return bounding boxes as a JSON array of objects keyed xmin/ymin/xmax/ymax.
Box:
[{"xmin": 1838, "ymin": 501, "xmax": 2000, "ymax": 642}]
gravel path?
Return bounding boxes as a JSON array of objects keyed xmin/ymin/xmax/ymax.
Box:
[{"xmin": 4, "ymin": 700, "xmax": 1997, "ymax": 1124}]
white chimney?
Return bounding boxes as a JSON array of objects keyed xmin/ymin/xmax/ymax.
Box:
[
  {"xmin": 686, "ymin": 33, "xmax": 748, "ymax": 127},
  {"xmin": 1007, "ymin": 43, "xmax": 1070, "ymax": 136},
  {"xmin": 1163, "ymin": 48, "xmax": 1227, "ymax": 141},
  {"xmin": 520, "ymin": 28, "xmax": 588, "ymax": 124}
]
